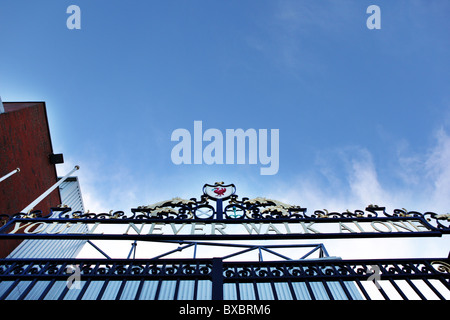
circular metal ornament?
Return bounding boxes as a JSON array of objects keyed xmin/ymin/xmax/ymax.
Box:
[
  {"xmin": 225, "ymin": 205, "xmax": 245, "ymax": 219},
  {"xmin": 194, "ymin": 205, "xmax": 215, "ymax": 219}
]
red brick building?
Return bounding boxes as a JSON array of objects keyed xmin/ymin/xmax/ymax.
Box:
[{"xmin": 0, "ymin": 101, "xmax": 62, "ymax": 257}]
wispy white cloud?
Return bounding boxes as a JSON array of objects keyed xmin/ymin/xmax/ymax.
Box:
[
  {"xmin": 267, "ymin": 125, "xmax": 450, "ymax": 259},
  {"xmin": 56, "ymin": 157, "xmax": 140, "ymax": 214},
  {"xmin": 424, "ymin": 128, "xmax": 450, "ymax": 211},
  {"xmin": 63, "ymin": 123, "xmax": 450, "ymax": 260},
  {"xmin": 56, "ymin": 158, "xmax": 106, "ymax": 213},
  {"xmin": 280, "ymin": 125, "xmax": 450, "ymax": 212}
]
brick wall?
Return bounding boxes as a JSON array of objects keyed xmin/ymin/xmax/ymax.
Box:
[{"xmin": 0, "ymin": 102, "xmax": 61, "ymax": 257}]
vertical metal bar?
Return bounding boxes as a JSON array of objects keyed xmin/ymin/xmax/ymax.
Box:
[
  {"xmin": 304, "ymin": 280, "xmax": 316, "ymax": 300},
  {"xmin": 338, "ymin": 279, "xmax": 353, "ymax": 300},
  {"xmin": 38, "ymin": 279, "xmax": 56, "ymax": 300},
  {"xmin": 321, "ymin": 280, "xmax": 334, "ymax": 300},
  {"xmin": 252, "ymin": 281, "xmax": 259, "ymax": 300},
  {"xmin": 216, "ymin": 199, "xmax": 223, "ymax": 219},
  {"xmin": 17, "ymin": 279, "xmax": 37, "ymax": 300},
  {"xmin": 57, "ymin": 282, "xmax": 70, "ymax": 300},
  {"xmin": 270, "ymin": 281, "xmax": 279, "ymax": 300},
  {"xmin": 193, "ymin": 278, "xmax": 199, "ymax": 301},
  {"xmin": 154, "ymin": 279, "xmax": 163, "ymax": 300},
  {"xmin": 115, "ymin": 279, "xmax": 127, "ymax": 300},
  {"xmin": 211, "ymin": 258, "xmax": 223, "ymax": 300},
  {"xmin": 389, "ymin": 278, "xmax": 408, "ymax": 300},
  {"xmin": 96, "ymin": 280, "xmax": 109, "ymax": 300},
  {"xmin": 235, "ymin": 282, "xmax": 241, "ymax": 300},
  {"xmin": 174, "ymin": 278, "xmax": 181, "ymax": 300},
  {"xmin": 134, "ymin": 279, "xmax": 145, "ymax": 300},
  {"xmin": 77, "ymin": 278, "xmax": 91, "ymax": 300},
  {"xmin": 372, "ymin": 264, "xmax": 390, "ymax": 300},
  {"xmin": 377, "ymin": 283, "xmax": 391, "ymax": 300},
  {"xmin": 405, "ymin": 278, "xmax": 427, "ymax": 300},
  {"xmin": 423, "ymin": 278, "xmax": 446, "ymax": 300},
  {"xmin": 287, "ymin": 280, "xmax": 297, "ymax": 300},
  {"xmin": 428, "ymin": 258, "xmax": 450, "ymax": 290},
  {"xmin": 0, "ymin": 168, "xmax": 20, "ymax": 183},
  {"xmin": 0, "ymin": 279, "xmax": 20, "ymax": 300},
  {"xmin": 354, "ymin": 279, "xmax": 371, "ymax": 300},
  {"xmin": 127, "ymin": 241, "xmax": 137, "ymax": 259},
  {"xmin": 193, "ymin": 242, "xmax": 197, "ymax": 259},
  {"xmin": 438, "ymin": 276, "xmax": 450, "ymax": 291}
]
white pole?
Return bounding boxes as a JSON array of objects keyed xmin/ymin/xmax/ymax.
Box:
[
  {"xmin": 21, "ymin": 165, "xmax": 80, "ymax": 213},
  {"xmin": 0, "ymin": 96, "xmax": 4, "ymax": 113},
  {"xmin": 0, "ymin": 168, "xmax": 20, "ymax": 183}
]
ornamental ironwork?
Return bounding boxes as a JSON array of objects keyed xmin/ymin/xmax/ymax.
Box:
[
  {"xmin": 1, "ymin": 182, "xmax": 449, "ymax": 240},
  {"xmin": 0, "ymin": 182, "xmax": 449, "ymax": 301},
  {"xmin": 0, "ymin": 257, "xmax": 449, "ymax": 300}
]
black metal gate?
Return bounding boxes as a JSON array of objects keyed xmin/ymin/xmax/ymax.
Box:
[{"xmin": 1, "ymin": 257, "xmax": 449, "ymax": 300}]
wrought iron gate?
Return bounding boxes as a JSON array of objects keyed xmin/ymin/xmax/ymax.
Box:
[
  {"xmin": 0, "ymin": 257, "xmax": 449, "ymax": 300},
  {"xmin": 1, "ymin": 182, "xmax": 449, "ymax": 301}
]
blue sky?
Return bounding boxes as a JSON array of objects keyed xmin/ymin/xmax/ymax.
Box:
[{"xmin": 1, "ymin": 0, "xmax": 449, "ymax": 259}]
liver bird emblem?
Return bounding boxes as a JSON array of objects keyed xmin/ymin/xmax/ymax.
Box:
[{"xmin": 213, "ymin": 187, "xmax": 227, "ymax": 197}]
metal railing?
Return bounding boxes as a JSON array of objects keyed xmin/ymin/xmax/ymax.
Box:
[{"xmin": 0, "ymin": 257, "xmax": 448, "ymax": 300}]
